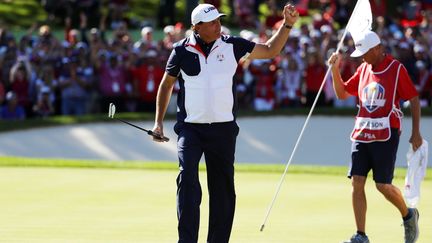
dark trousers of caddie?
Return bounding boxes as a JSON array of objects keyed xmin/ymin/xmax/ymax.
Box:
[{"xmin": 174, "ymin": 121, "xmax": 239, "ymax": 243}]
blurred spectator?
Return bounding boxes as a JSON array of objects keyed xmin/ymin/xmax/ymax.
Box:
[
  {"xmin": 423, "ymin": 10, "xmax": 432, "ymax": 47},
  {"xmin": 0, "ymin": 28, "xmax": 8, "ymax": 47},
  {"xmin": 400, "ymin": 0, "xmax": 424, "ymax": 28},
  {"xmin": 251, "ymin": 59, "xmax": 277, "ymax": 111},
  {"xmin": 110, "ymin": 21, "xmax": 133, "ymax": 55},
  {"xmin": 173, "ymin": 22, "xmax": 186, "ymax": 41},
  {"xmin": 314, "ymin": 0, "xmax": 337, "ymax": 24},
  {"xmin": 234, "ymin": 0, "xmax": 256, "ymax": 28},
  {"xmin": 375, "ymin": 16, "xmax": 390, "ymax": 37},
  {"xmin": 395, "ymin": 42, "xmax": 417, "ymax": 81},
  {"xmin": 31, "ymin": 25, "xmax": 62, "ymax": 71},
  {"xmin": 413, "ymin": 44, "xmax": 431, "ymax": 70},
  {"xmin": 9, "ymin": 59, "xmax": 32, "ymax": 114},
  {"xmin": 1, "ymin": 46, "xmax": 18, "ymax": 88},
  {"xmin": 233, "ymin": 63, "xmax": 248, "ymax": 109},
  {"xmin": 264, "ymin": 0, "xmax": 283, "ymax": 29},
  {"xmin": 36, "ymin": 25, "xmax": 59, "ymax": 49},
  {"xmin": 77, "ymin": 53, "xmax": 96, "ymax": 112},
  {"xmin": 236, "ymin": 59, "xmax": 256, "ymax": 109},
  {"xmin": 304, "ymin": 50, "xmax": 326, "ymax": 107},
  {"xmin": 34, "ymin": 63, "xmax": 59, "ymax": 111},
  {"xmin": 311, "ymin": 10, "xmax": 332, "ymax": 30},
  {"xmin": 17, "ymin": 35, "xmax": 33, "ymax": 60},
  {"xmin": 132, "ymin": 49, "xmax": 164, "ymax": 112},
  {"xmin": 319, "ymin": 25, "xmax": 334, "ymax": 57},
  {"xmin": 96, "ymin": 53, "xmax": 128, "ymax": 112},
  {"xmin": 89, "ymin": 28, "xmax": 107, "ymax": 62},
  {"xmin": 64, "ymin": 13, "xmax": 85, "ymax": 47},
  {"xmin": 66, "ymin": 29, "xmax": 80, "ymax": 47},
  {"xmin": 276, "ymin": 49, "xmax": 302, "ymax": 107},
  {"xmin": 59, "ymin": 57, "xmax": 92, "ymax": 115},
  {"xmin": 415, "ymin": 60, "xmax": 432, "ymax": 106},
  {"xmin": 33, "ymin": 86, "xmax": 55, "ymax": 117},
  {"xmin": 162, "ymin": 25, "xmax": 176, "ymax": 50},
  {"xmin": 370, "ymin": 0, "xmax": 387, "ymax": 17},
  {"xmin": 333, "ymin": 0, "xmax": 355, "ymax": 26},
  {"xmin": 134, "ymin": 26, "xmax": 157, "ymax": 51},
  {"xmin": 0, "ymin": 91, "xmax": 25, "ymax": 120},
  {"xmin": 292, "ymin": 0, "xmax": 310, "ymax": 16},
  {"xmin": 403, "ymin": 27, "xmax": 418, "ymax": 44}
]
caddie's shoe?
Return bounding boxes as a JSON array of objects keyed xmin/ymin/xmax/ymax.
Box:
[
  {"xmin": 342, "ymin": 233, "xmax": 370, "ymax": 243},
  {"xmin": 404, "ymin": 208, "xmax": 419, "ymax": 243}
]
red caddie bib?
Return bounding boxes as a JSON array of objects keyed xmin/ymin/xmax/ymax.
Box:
[{"xmin": 350, "ymin": 60, "xmax": 403, "ymax": 143}]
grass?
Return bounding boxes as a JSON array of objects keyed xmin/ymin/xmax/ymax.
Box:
[
  {"xmin": 1, "ymin": 156, "xmax": 431, "ymax": 180},
  {"xmin": 0, "ymin": 157, "xmax": 431, "ymax": 242}
]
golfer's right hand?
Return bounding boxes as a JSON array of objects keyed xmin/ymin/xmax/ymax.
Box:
[
  {"xmin": 151, "ymin": 123, "xmax": 166, "ymax": 142},
  {"xmin": 328, "ymin": 52, "xmax": 341, "ymax": 68}
]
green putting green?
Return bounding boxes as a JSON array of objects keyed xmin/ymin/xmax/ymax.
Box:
[{"xmin": 0, "ymin": 163, "xmax": 430, "ymax": 242}]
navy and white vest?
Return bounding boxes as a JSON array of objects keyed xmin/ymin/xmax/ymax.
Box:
[{"xmin": 166, "ymin": 34, "xmax": 255, "ymax": 123}]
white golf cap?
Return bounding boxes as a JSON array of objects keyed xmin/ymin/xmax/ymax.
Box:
[
  {"xmin": 350, "ymin": 30, "xmax": 381, "ymax": 57},
  {"xmin": 191, "ymin": 4, "xmax": 226, "ymax": 25}
]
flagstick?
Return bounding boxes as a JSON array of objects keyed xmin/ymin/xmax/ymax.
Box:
[{"xmin": 260, "ymin": 0, "xmax": 368, "ymax": 232}]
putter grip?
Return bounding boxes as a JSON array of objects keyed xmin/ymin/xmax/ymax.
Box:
[{"xmin": 147, "ymin": 130, "xmax": 170, "ymax": 142}]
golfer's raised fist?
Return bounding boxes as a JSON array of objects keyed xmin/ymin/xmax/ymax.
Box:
[{"xmin": 283, "ymin": 4, "xmax": 299, "ymax": 26}]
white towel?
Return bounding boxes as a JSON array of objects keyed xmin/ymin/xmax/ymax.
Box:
[{"xmin": 404, "ymin": 139, "xmax": 429, "ymax": 208}]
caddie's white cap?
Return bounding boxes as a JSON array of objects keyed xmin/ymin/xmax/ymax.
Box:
[
  {"xmin": 191, "ymin": 4, "xmax": 226, "ymax": 25},
  {"xmin": 351, "ymin": 30, "xmax": 381, "ymax": 57}
]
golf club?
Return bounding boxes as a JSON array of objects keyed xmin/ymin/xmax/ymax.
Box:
[{"xmin": 108, "ymin": 103, "xmax": 169, "ymax": 142}]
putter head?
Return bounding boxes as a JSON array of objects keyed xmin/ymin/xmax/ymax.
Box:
[{"xmin": 108, "ymin": 103, "xmax": 116, "ymax": 118}]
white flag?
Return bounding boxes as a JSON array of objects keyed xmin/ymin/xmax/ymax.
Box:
[{"xmin": 347, "ymin": 0, "xmax": 373, "ymax": 41}]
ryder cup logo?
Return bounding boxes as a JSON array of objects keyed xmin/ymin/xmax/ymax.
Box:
[
  {"xmin": 216, "ymin": 53, "xmax": 224, "ymax": 62},
  {"xmin": 361, "ymin": 82, "xmax": 386, "ymax": 113}
]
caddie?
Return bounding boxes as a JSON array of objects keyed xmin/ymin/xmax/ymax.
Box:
[{"xmin": 328, "ymin": 30, "xmax": 423, "ymax": 243}]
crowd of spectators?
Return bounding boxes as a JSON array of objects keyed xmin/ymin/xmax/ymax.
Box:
[{"xmin": 0, "ymin": 0, "xmax": 431, "ymax": 120}]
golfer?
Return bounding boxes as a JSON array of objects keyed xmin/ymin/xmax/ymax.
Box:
[
  {"xmin": 152, "ymin": 3, "xmax": 298, "ymax": 243},
  {"xmin": 328, "ymin": 30, "xmax": 423, "ymax": 243}
]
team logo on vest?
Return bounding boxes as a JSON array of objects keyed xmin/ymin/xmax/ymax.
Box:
[
  {"xmin": 216, "ymin": 53, "xmax": 225, "ymax": 62},
  {"xmin": 361, "ymin": 82, "xmax": 386, "ymax": 113}
]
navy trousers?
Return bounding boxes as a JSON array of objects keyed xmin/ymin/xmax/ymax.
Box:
[{"xmin": 174, "ymin": 121, "xmax": 239, "ymax": 243}]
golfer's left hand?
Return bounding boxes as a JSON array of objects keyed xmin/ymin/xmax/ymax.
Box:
[
  {"xmin": 283, "ymin": 4, "xmax": 299, "ymax": 26},
  {"xmin": 409, "ymin": 132, "xmax": 423, "ymax": 151}
]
